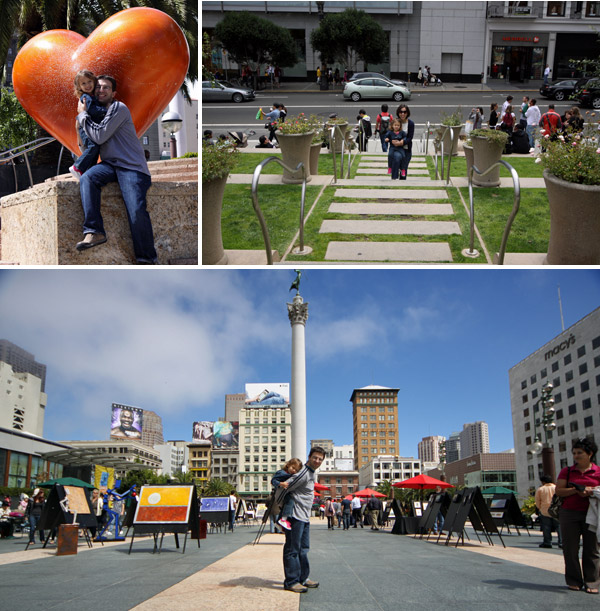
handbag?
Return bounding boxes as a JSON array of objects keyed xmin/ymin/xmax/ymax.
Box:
[{"xmin": 547, "ymin": 467, "xmax": 570, "ymax": 520}]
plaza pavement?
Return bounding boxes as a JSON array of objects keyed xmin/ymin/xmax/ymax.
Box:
[{"xmin": 0, "ymin": 517, "xmax": 592, "ymax": 611}]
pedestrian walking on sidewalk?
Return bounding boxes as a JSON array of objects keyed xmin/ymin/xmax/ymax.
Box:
[
  {"xmin": 535, "ymin": 474, "xmax": 562, "ymax": 548},
  {"xmin": 351, "ymin": 495, "xmax": 363, "ymax": 527},
  {"xmin": 395, "ymin": 104, "xmax": 415, "ymax": 180},
  {"xmin": 526, "ymin": 99, "xmax": 541, "ymax": 148},
  {"xmin": 281, "ymin": 446, "xmax": 325, "ymax": 594},
  {"xmin": 555, "ymin": 438, "xmax": 600, "ymax": 594}
]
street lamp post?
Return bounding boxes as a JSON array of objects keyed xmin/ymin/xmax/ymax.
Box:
[
  {"xmin": 161, "ymin": 111, "xmax": 183, "ymax": 159},
  {"xmin": 529, "ymin": 381, "xmax": 556, "ymax": 481}
]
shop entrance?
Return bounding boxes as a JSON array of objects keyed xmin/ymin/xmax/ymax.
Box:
[{"xmin": 491, "ymin": 45, "xmax": 545, "ymax": 81}]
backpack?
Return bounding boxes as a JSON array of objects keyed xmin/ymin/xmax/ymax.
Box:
[
  {"xmin": 502, "ymin": 112, "xmax": 514, "ymax": 128},
  {"xmin": 361, "ymin": 118, "xmax": 372, "ymax": 139},
  {"xmin": 378, "ymin": 113, "xmax": 391, "ymax": 133}
]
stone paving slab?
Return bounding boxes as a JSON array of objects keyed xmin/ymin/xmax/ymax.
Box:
[
  {"xmin": 451, "ymin": 177, "xmax": 546, "ymax": 188},
  {"xmin": 320, "ymin": 219, "xmax": 461, "ymax": 235},
  {"xmin": 357, "ymin": 168, "xmax": 430, "ymax": 175},
  {"xmin": 334, "ymin": 188, "xmax": 448, "ymax": 198},
  {"xmin": 328, "ymin": 203, "xmax": 454, "ymax": 215},
  {"xmin": 226, "ymin": 174, "xmax": 332, "ymax": 185},
  {"xmin": 325, "ymin": 241, "xmax": 453, "ymax": 262},
  {"xmin": 361, "ymin": 154, "xmax": 426, "ymax": 159},
  {"xmin": 335, "ymin": 179, "xmax": 448, "ymax": 187},
  {"xmin": 359, "ymin": 162, "xmax": 428, "ymax": 168}
]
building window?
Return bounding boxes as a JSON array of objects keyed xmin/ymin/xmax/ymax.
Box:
[
  {"xmin": 580, "ymin": 363, "xmax": 588, "ymax": 375},
  {"xmin": 567, "ymin": 387, "xmax": 575, "ymax": 398},
  {"xmin": 521, "ymin": 380, "xmax": 527, "ymax": 390},
  {"xmin": 592, "ymin": 335, "xmax": 600, "ymax": 349},
  {"xmin": 564, "ymin": 354, "xmax": 572, "ymax": 366},
  {"xmin": 565, "ymin": 370, "xmax": 573, "ymax": 382},
  {"xmin": 581, "ymin": 380, "xmax": 590, "ymax": 393},
  {"xmin": 524, "ymin": 422, "xmax": 530, "ymax": 431},
  {"xmin": 577, "ymin": 346, "xmax": 586, "ymax": 358},
  {"xmin": 557, "ymin": 425, "xmax": 565, "ymax": 436},
  {"xmin": 555, "ymin": 392, "xmax": 562, "ymax": 403},
  {"xmin": 570, "ymin": 421, "xmax": 579, "ymax": 432},
  {"xmin": 558, "ymin": 441, "xmax": 567, "ymax": 452},
  {"xmin": 522, "ymin": 394, "xmax": 528, "ymax": 403},
  {"xmin": 523, "ymin": 408, "xmax": 530, "ymax": 417},
  {"xmin": 530, "ymin": 374, "xmax": 537, "ymax": 384},
  {"xmin": 583, "ymin": 397, "xmax": 592, "ymax": 410},
  {"xmin": 584, "ymin": 416, "xmax": 594, "ymax": 428},
  {"xmin": 552, "ymin": 361, "xmax": 559, "ymax": 372}
]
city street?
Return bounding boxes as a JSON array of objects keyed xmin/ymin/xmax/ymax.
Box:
[{"xmin": 201, "ymin": 84, "xmax": 577, "ymax": 141}]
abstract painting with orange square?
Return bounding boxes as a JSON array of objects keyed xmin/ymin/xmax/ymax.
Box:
[{"xmin": 134, "ymin": 486, "xmax": 193, "ymax": 524}]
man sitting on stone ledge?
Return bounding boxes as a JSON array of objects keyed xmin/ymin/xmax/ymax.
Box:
[{"xmin": 75, "ymin": 75, "xmax": 157, "ymax": 264}]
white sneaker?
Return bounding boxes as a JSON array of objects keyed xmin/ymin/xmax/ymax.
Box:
[{"xmin": 69, "ymin": 165, "xmax": 82, "ymax": 181}]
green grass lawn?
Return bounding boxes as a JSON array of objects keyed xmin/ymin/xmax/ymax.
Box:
[
  {"xmin": 431, "ymin": 154, "xmax": 544, "ymax": 179},
  {"xmin": 221, "ymin": 183, "xmax": 323, "ymax": 255}
]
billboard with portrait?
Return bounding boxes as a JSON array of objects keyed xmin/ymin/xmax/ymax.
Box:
[
  {"xmin": 245, "ymin": 383, "xmax": 290, "ymax": 406},
  {"xmin": 110, "ymin": 403, "xmax": 143, "ymax": 440},
  {"xmin": 192, "ymin": 420, "xmax": 239, "ymax": 448}
]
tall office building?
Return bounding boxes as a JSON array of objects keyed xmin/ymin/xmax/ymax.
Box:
[
  {"xmin": 224, "ymin": 393, "xmax": 245, "ymax": 423},
  {"xmin": 509, "ymin": 307, "xmax": 600, "ymax": 499},
  {"xmin": 351, "ymin": 385, "xmax": 399, "ymax": 470},
  {"xmin": 459, "ymin": 421, "xmax": 490, "ymax": 459},
  {"xmin": 141, "ymin": 410, "xmax": 164, "ymax": 448},
  {"xmin": 418, "ymin": 435, "xmax": 446, "ymax": 464},
  {"xmin": 445, "ymin": 432, "xmax": 461, "ymax": 464},
  {"xmin": 0, "ymin": 340, "xmax": 47, "ymax": 392}
]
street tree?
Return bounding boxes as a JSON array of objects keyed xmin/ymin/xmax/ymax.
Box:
[
  {"xmin": 202, "ymin": 478, "xmax": 235, "ymax": 497},
  {"xmin": 0, "ymin": 87, "xmax": 36, "ymax": 150},
  {"xmin": 213, "ymin": 11, "xmax": 297, "ymax": 86},
  {"xmin": 310, "ymin": 9, "xmax": 388, "ymax": 71}
]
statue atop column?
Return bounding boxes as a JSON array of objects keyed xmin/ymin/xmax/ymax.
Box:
[
  {"xmin": 289, "ymin": 269, "xmax": 302, "ymax": 294},
  {"xmin": 287, "ymin": 270, "xmax": 308, "ymax": 326}
]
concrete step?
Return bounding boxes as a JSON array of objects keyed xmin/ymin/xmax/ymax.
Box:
[
  {"xmin": 224, "ymin": 249, "xmax": 281, "ymax": 264},
  {"xmin": 319, "ymin": 219, "xmax": 461, "ymax": 235},
  {"xmin": 334, "ymin": 188, "xmax": 448, "ymax": 199},
  {"xmin": 356, "ymin": 168, "xmax": 430, "ymax": 175},
  {"xmin": 325, "ymin": 241, "xmax": 453, "ymax": 262},
  {"xmin": 359, "ymin": 162, "xmax": 428, "ymax": 168},
  {"xmin": 493, "ymin": 252, "xmax": 547, "ymax": 265},
  {"xmin": 335, "ymin": 179, "xmax": 448, "ymax": 188},
  {"xmin": 328, "ymin": 202, "xmax": 454, "ymax": 216},
  {"xmin": 361, "ymin": 154, "xmax": 426, "ymax": 159}
]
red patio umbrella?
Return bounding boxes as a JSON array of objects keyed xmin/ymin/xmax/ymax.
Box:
[
  {"xmin": 392, "ymin": 474, "xmax": 453, "ymax": 490},
  {"xmin": 354, "ymin": 487, "xmax": 386, "ymax": 498},
  {"xmin": 314, "ymin": 482, "xmax": 331, "ymax": 492}
]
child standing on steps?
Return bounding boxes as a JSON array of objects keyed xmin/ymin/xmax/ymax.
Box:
[
  {"xmin": 271, "ymin": 457, "xmax": 303, "ymax": 530},
  {"xmin": 69, "ymin": 70, "xmax": 107, "ymax": 181},
  {"xmin": 384, "ymin": 119, "xmax": 407, "ymax": 180}
]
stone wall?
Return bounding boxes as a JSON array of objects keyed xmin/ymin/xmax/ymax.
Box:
[{"xmin": 0, "ymin": 177, "xmax": 197, "ymax": 265}]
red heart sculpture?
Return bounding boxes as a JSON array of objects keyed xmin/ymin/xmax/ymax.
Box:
[{"xmin": 13, "ymin": 7, "xmax": 190, "ymax": 155}]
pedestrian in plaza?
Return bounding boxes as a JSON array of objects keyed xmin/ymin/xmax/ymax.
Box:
[
  {"xmin": 384, "ymin": 119, "xmax": 407, "ymax": 180},
  {"xmin": 540, "ymin": 103, "xmax": 563, "ymax": 141},
  {"xmin": 417, "ymin": 66, "xmax": 423, "ymax": 86},
  {"xmin": 375, "ymin": 104, "xmax": 393, "ymax": 152},
  {"xmin": 422, "ymin": 65, "xmax": 429, "ymax": 87},
  {"xmin": 274, "ymin": 65, "xmax": 281, "ymax": 88},
  {"xmin": 501, "ymin": 95, "xmax": 513, "ymax": 116},
  {"xmin": 334, "ymin": 67, "xmax": 340, "ymax": 86},
  {"xmin": 325, "ymin": 497, "xmax": 335, "ymax": 530},
  {"xmin": 26, "ymin": 489, "xmax": 46, "ymax": 545},
  {"xmin": 555, "ymin": 438, "xmax": 600, "ymax": 594},
  {"xmin": 511, "ymin": 124, "xmax": 531, "ymax": 154},
  {"xmin": 519, "ymin": 96, "xmax": 529, "ymax": 129},
  {"xmin": 280, "ymin": 446, "xmax": 325, "ymax": 593},
  {"xmin": 203, "ymin": 130, "xmax": 214, "ymax": 145},
  {"xmin": 395, "ymin": 103, "xmax": 415, "ymax": 180},
  {"xmin": 228, "ymin": 490, "xmax": 238, "ymax": 531},
  {"xmin": 316, "ymin": 66, "xmax": 321, "ymax": 85},
  {"xmin": 367, "ymin": 495, "xmax": 382, "ymax": 530},
  {"xmin": 544, "ymin": 64, "xmax": 551, "ymax": 85},
  {"xmin": 261, "ymin": 102, "xmax": 281, "ymax": 143},
  {"xmin": 351, "ymin": 494, "xmax": 363, "ymax": 528},
  {"xmin": 271, "ymin": 457, "xmax": 303, "ymax": 531},
  {"xmin": 341, "ymin": 496, "xmax": 352, "ymax": 530},
  {"xmin": 535, "ymin": 474, "xmax": 562, "ymax": 548},
  {"xmin": 564, "ymin": 106, "xmax": 584, "ymax": 134},
  {"xmin": 334, "ymin": 498, "xmax": 342, "ymax": 528},
  {"xmin": 356, "ymin": 109, "xmax": 372, "ymax": 152},
  {"xmin": 499, "ymin": 104, "xmax": 516, "ymax": 135},
  {"xmin": 488, "ymin": 102, "xmax": 499, "ymax": 129},
  {"xmin": 255, "ymin": 135, "xmax": 275, "ymax": 148},
  {"xmin": 526, "ymin": 98, "xmax": 541, "ymax": 149}
]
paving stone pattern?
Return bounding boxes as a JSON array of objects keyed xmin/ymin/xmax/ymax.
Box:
[{"xmin": 321, "ymin": 153, "xmax": 459, "ymax": 262}]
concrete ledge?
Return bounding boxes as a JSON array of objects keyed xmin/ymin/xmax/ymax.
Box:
[{"xmin": 1, "ymin": 179, "xmax": 197, "ymax": 265}]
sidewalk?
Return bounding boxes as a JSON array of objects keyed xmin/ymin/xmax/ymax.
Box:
[{"xmin": 0, "ymin": 518, "xmax": 580, "ymax": 611}]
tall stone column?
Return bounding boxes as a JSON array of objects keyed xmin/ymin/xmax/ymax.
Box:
[{"xmin": 287, "ymin": 293, "xmax": 309, "ymax": 462}]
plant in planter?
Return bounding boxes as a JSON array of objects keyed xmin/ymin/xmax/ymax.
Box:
[
  {"xmin": 326, "ymin": 116, "xmax": 350, "ymax": 153},
  {"xmin": 202, "ymin": 140, "xmax": 238, "ymax": 265},
  {"xmin": 435, "ymin": 107, "xmax": 464, "ymax": 156},
  {"xmin": 276, "ymin": 113, "xmax": 317, "ymax": 184},
  {"xmin": 310, "ymin": 122, "xmax": 327, "ymax": 175},
  {"xmin": 536, "ymin": 113, "xmax": 600, "ymax": 264},
  {"xmin": 469, "ymin": 128, "xmax": 508, "ymax": 187}
]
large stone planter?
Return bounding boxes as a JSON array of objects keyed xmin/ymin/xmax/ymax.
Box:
[
  {"xmin": 543, "ymin": 170, "xmax": 600, "ymax": 265},
  {"xmin": 463, "ymin": 143, "xmax": 474, "ymax": 179},
  {"xmin": 441, "ymin": 124, "xmax": 463, "ymax": 156},
  {"xmin": 202, "ymin": 174, "xmax": 228, "ymax": 265},
  {"xmin": 310, "ymin": 143, "xmax": 322, "ymax": 176},
  {"xmin": 277, "ymin": 132, "xmax": 315, "ymax": 184},
  {"xmin": 471, "ymin": 136, "xmax": 504, "ymax": 187},
  {"xmin": 327, "ymin": 122, "xmax": 349, "ymax": 153}
]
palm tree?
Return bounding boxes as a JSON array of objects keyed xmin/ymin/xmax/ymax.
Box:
[
  {"xmin": 173, "ymin": 470, "xmax": 194, "ymax": 484},
  {"xmin": 203, "ymin": 478, "xmax": 234, "ymax": 497}
]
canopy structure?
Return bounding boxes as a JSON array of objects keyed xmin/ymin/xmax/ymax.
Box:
[
  {"xmin": 481, "ymin": 486, "xmax": 515, "ymax": 495},
  {"xmin": 41, "ymin": 448, "xmax": 153, "ymax": 471},
  {"xmin": 37, "ymin": 476, "xmax": 95, "ymax": 489},
  {"xmin": 392, "ymin": 474, "xmax": 453, "ymax": 490},
  {"xmin": 354, "ymin": 488, "xmax": 386, "ymax": 498}
]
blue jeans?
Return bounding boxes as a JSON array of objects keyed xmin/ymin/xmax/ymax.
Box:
[
  {"xmin": 28, "ymin": 514, "xmax": 44, "ymax": 543},
  {"xmin": 526, "ymin": 125, "xmax": 536, "ymax": 148},
  {"xmin": 283, "ymin": 517, "xmax": 310, "ymax": 588},
  {"xmin": 74, "ymin": 126, "xmax": 100, "ymax": 174},
  {"xmin": 79, "ymin": 162, "xmax": 157, "ymax": 263},
  {"xmin": 379, "ymin": 132, "xmax": 388, "ymax": 152},
  {"xmin": 342, "ymin": 512, "xmax": 351, "ymax": 529},
  {"xmin": 388, "ymin": 147, "xmax": 405, "ymax": 179},
  {"xmin": 539, "ymin": 513, "xmax": 561, "ymax": 545}
]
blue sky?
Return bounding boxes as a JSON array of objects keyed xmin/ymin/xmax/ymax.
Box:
[{"xmin": 0, "ymin": 269, "xmax": 599, "ymax": 458}]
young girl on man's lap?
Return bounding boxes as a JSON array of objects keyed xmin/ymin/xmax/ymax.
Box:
[
  {"xmin": 69, "ymin": 70, "xmax": 107, "ymax": 181},
  {"xmin": 385, "ymin": 119, "xmax": 407, "ymax": 180}
]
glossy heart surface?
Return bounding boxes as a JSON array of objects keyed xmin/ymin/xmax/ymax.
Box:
[{"xmin": 13, "ymin": 8, "xmax": 189, "ymax": 155}]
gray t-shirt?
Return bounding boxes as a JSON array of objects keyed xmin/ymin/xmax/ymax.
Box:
[
  {"xmin": 78, "ymin": 101, "xmax": 150, "ymax": 176},
  {"xmin": 285, "ymin": 466, "xmax": 316, "ymax": 523}
]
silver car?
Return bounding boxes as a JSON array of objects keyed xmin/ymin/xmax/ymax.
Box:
[
  {"xmin": 343, "ymin": 78, "xmax": 411, "ymax": 102},
  {"xmin": 349, "ymin": 72, "xmax": 407, "ymax": 87},
  {"xmin": 202, "ymin": 80, "xmax": 255, "ymax": 103}
]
